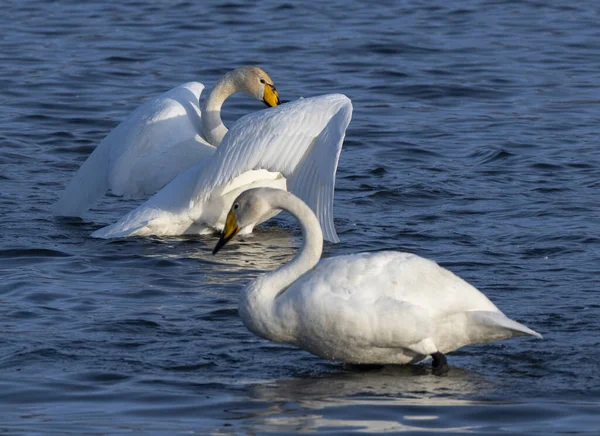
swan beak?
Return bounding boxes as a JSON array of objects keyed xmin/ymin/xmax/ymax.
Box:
[
  {"xmin": 213, "ymin": 210, "xmax": 241, "ymax": 255},
  {"xmin": 263, "ymin": 84, "xmax": 280, "ymax": 107}
]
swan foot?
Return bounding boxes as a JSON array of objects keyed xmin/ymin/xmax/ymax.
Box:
[{"xmin": 431, "ymin": 351, "xmax": 448, "ymax": 375}]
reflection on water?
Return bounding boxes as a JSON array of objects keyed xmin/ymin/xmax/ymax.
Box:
[
  {"xmin": 253, "ymin": 365, "xmax": 493, "ymax": 401},
  {"xmin": 228, "ymin": 366, "xmax": 598, "ymax": 434},
  {"xmin": 204, "ymin": 226, "xmax": 299, "ymax": 272},
  {"xmin": 146, "ymin": 226, "xmax": 298, "ymax": 272},
  {"xmin": 236, "ymin": 366, "xmax": 493, "ymax": 433}
]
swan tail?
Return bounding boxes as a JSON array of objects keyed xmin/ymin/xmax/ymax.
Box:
[
  {"xmin": 90, "ymin": 207, "xmax": 160, "ymax": 239},
  {"xmin": 468, "ymin": 310, "xmax": 543, "ymax": 340},
  {"xmin": 91, "ymin": 221, "xmax": 149, "ymax": 239},
  {"xmin": 52, "ymin": 144, "xmax": 111, "ymax": 217}
]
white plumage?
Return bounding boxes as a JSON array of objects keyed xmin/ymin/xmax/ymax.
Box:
[
  {"xmin": 213, "ymin": 188, "xmax": 542, "ymax": 367},
  {"xmin": 91, "ymin": 94, "xmax": 352, "ymax": 242},
  {"xmin": 53, "ymin": 82, "xmax": 208, "ymax": 216},
  {"xmin": 53, "ymin": 66, "xmax": 280, "ymax": 217}
]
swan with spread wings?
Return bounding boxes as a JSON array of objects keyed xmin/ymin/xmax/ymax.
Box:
[
  {"xmin": 91, "ymin": 94, "xmax": 353, "ymax": 243},
  {"xmin": 53, "ymin": 66, "xmax": 280, "ymax": 217}
]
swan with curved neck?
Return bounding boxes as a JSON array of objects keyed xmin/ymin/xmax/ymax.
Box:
[
  {"xmin": 90, "ymin": 92, "xmax": 352, "ymax": 242},
  {"xmin": 213, "ymin": 188, "xmax": 542, "ymax": 369},
  {"xmin": 53, "ymin": 66, "xmax": 280, "ymax": 217}
]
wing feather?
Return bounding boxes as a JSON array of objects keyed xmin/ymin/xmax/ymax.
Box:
[
  {"xmin": 53, "ymin": 82, "xmax": 206, "ymax": 216},
  {"xmin": 190, "ymin": 94, "xmax": 352, "ymax": 242}
]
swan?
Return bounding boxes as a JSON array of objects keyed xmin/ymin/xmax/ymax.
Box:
[
  {"xmin": 212, "ymin": 188, "xmax": 542, "ymax": 369},
  {"xmin": 90, "ymin": 94, "xmax": 352, "ymax": 242},
  {"xmin": 53, "ymin": 66, "xmax": 281, "ymax": 217}
]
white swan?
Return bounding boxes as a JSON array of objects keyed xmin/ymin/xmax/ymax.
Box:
[
  {"xmin": 91, "ymin": 94, "xmax": 352, "ymax": 242},
  {"xmin": 212, "ymin": 188, "xmax": 542, "ymax": 368},
  {"xmin": 53, "ymin": 66, "xmax": 280, "ymax": 217}
]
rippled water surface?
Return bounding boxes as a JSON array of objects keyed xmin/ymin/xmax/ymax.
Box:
[{"xmin": 2, "ymin": 0, "xmax": 600, "ymax": 434}]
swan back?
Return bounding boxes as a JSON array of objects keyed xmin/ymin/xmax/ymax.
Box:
[{"xmin": 287, "ymin": 251, "xmax": 499, "ymax": 317}]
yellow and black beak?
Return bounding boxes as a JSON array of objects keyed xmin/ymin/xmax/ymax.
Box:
[
  {"xmin": 213, "ymin": 210, "xmax": 241, "ymax": 255},
  {"xmin": 262, "ymin": 84, "xmax": 280, "ymax": 107}
]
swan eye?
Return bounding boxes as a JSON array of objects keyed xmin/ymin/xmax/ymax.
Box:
[
  {"xmin": 260, "ymin": 78, "xmax": 266, "ymax": 84},
  {"xmin": 233, "ymin": 203, "xmax": 239, "ymax": 211}
]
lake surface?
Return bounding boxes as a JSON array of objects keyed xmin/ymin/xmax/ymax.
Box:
[{"xmin": 2, "ymin": 0, "xmax": 600, "ymax": 433}]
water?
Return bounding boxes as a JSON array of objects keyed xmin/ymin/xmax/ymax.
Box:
[{"xmin": 2, "ymin": 0, "xmax": 600, "ymax": 433}]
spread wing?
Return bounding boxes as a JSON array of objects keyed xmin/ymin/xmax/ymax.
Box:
[
  {"xmin": 53, "ymin": 82, "xmax": 209, "ymax": 216},
  {"xmin": 190, "ymin": 94, "xmax": 353, "ymax": 242}
]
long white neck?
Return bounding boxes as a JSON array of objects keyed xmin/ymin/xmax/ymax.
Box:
[
  {"xmin": 202, "ymin": 71, "xmax": 243, "ymax": 146},
  {"xmin": 240, "ymin": 190, "xmax": 323, "ymax": 341},
  {"xmin": 264, "ymin": 190, "xmax": 324, "ymax": 292}
]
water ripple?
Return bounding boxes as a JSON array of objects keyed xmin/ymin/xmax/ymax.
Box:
[{"xmin": 1, "ymin": 0, "xmax": 599, "ymax": 433}]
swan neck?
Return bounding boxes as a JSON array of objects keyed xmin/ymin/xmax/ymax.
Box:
[
  {"xmin": 239, "ymin": 190, "xmax": 323, "ymax": 343},
  {"xmin": 265, "ymin": 191, "xmax": 324, "ymax": 294},
  {"xmin": 202, "ymin": 74, "xmax": 237, "ymax": 146}
]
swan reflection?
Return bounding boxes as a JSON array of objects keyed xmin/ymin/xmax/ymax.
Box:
[
  {"xmin": 252, "ymin": 364, "xmax": 493, "ymax": 400},
  {"xmin": 135, "ymin": 226, "xmax": 299, "ymax": 284},
  {"xmin": 238, "ymin": 365, "xmax": 497, "ymax": 433}
]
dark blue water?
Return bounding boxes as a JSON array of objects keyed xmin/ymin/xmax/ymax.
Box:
[{"xmin": 2, "ymin": 0, "xmax": 600, "ymax": 433}]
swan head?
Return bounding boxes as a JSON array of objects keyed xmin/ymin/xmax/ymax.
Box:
[
  {"xmin": 213, "ymin": 188, "xmax": 275, "ymax": 254},
  {"xmin": 229, "ymin": 66, "xmax": 280, "ymax": 107}
]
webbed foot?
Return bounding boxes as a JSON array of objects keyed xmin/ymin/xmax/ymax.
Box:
[{"xmin": 431, "ymin": 351, "xmax": 448, "ymax": 375}]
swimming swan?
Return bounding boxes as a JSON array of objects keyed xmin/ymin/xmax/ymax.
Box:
[
  {"xmin": 53, "ymin": 66, "xmax": 280, "ymax": 217},
  {"xmin": 213, "ymin": 188, "xmax": 542, "ymax": 368},
  {"xmin": 90, "ymin": 94, "xmax": 352, "ymax": 242}
]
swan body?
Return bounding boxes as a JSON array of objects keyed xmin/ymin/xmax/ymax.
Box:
[
  {"xmin": 53, "ymin": 66, "xmax": 280, "ymax": 217},
  {"xmin": 91, "ymin": 94, "xmax": 352, "ymax": 242},
  {"xmin": 213, "ymin": 188, "xmax": 542, "ymax": 366}
]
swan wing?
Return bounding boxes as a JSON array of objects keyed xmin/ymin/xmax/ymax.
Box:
[
  {"xmin": 289, "ymin": 254, "xmax": 435, "ymax": 349},
  {"xmin": 190, "ymin": 94, "xmax": 353, "ymax": 243},
  {"xmin": 90, "ymin": 160, "xmax": 209, "ymax": 239},
  {"xmin": 53, "ymin": 82, "xmax": 208, "ymax": 216},
  {"xmin": 293, "ymin": 252, "xmax": 541, "ymax": 354}
]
